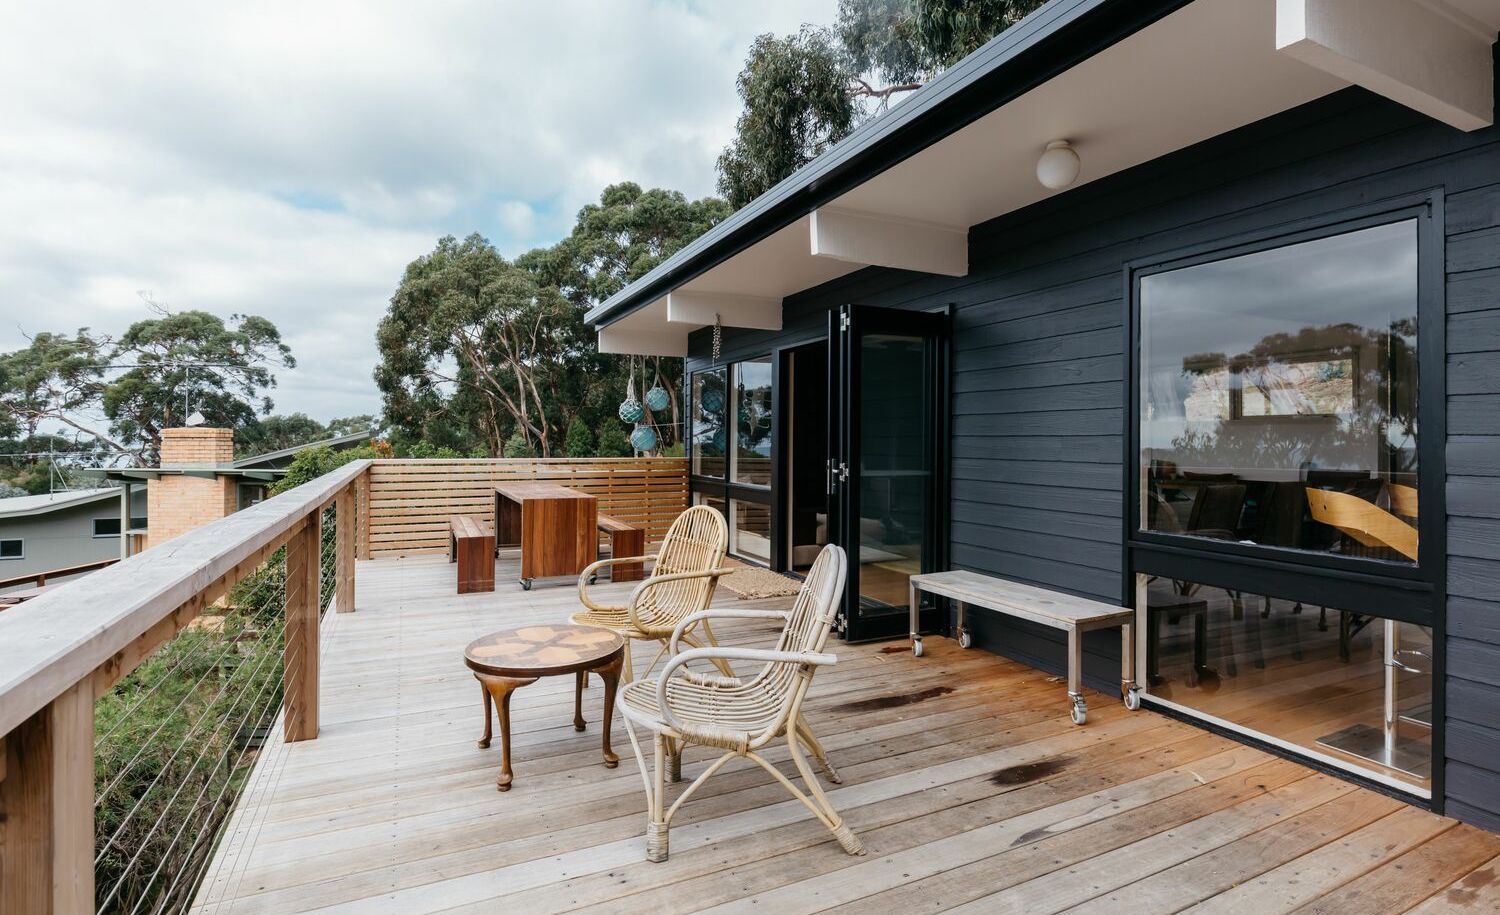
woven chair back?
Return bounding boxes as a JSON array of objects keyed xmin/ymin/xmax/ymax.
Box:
[{"xmin": 638, "ymin": 505, "xmax": 728, "ymax": 629}]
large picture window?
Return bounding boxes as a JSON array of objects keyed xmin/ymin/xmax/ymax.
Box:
[{"xmin": 1139, "ymin": 219, "xmax": 1420, "ymax": 564}]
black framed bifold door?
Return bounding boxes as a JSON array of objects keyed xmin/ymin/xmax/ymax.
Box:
[
  {"xmin": 1126, "ymin": 193, "xmax": 1445, "ymax": 802},
  {"xmin": 828, "ymin": 304, "xmax": 950, "ymax": 642}
]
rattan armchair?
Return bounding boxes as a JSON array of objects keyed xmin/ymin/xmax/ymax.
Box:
[
  {"xmin": 618, "ymin": 543, "xmax": 865, "ymax": 863},
  {"xmin": 571, "ymin": 504, "xmax": 733, "ymax": 681}
]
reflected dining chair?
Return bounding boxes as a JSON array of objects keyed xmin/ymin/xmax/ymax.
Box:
[
  {"xmin": 618, "ymin": 543, "xmax": 863, "ymax": 863},
  {"xmin": 571, "ymin": 504, "xmax": 734, "ymax": 681}
]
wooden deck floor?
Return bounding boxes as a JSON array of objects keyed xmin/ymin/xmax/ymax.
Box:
[{"xmin": 192, "ymin": 555, "xmax": 1500, "ymax": 914}]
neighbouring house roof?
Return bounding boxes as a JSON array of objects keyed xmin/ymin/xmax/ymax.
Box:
[
  {"xmin": 78, "ymin": 427, "xmax": 379, "ymax": 485},
  {"xmin": 586, "ymin": 0, "xmax": 1500, "ymax": 354},
  {"xmin": 0, "ymin": 487, "xmax": 123, "ymax": 520},
  {"xmin": 232, "ymin": 428, "xmax": 378, "ymax": 469}
]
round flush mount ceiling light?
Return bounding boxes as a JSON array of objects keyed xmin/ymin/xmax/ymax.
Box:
[{"xmin": 1036, "ymin": 140, "xmax": 1081, "ymax": 190}]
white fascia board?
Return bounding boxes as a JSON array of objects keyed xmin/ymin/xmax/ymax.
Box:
[
  {"xmin": 596, "ymin": 323, "xmax": 688, "ymax": 358},
  {"xmin": 666, "ymin": 292, "xmax": 783, "ymax": 331},
  {"xmin": 809, "ymin": 207, "xmax": 969, "ymax": 277},
  {"xmin": 1277, "ymin": 0, "xmax": 1495, "ymax": 131}
]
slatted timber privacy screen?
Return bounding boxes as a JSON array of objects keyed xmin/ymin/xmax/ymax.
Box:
[{"xmin": 365, "ymin": 458, "xmax": 689, "ymax": 557}]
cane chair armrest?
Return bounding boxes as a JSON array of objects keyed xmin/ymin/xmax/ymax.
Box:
[
  {"xmin": 577, "ymin": 554, "xmax": 659, "ymax": 610},
  {"xmin": 656, "ymin": 647, "xmax": 837, "ymax": 734},
  {"xmin": 625, "ymin": 567, "xmax": 735, "ymax": 632},
  {"xmin": 669, "ymin": 608, "xmax": 791, "ymax": 656}
]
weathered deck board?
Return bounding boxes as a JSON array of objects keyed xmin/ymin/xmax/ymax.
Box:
[{"xmin": 192, "ymin": 555, "xmax": 1500, "ymax": 914}]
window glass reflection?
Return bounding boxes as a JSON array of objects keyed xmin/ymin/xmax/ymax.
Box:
[
  {"xmin": 1142, "ymin": 575, "xmax": 1432, "ymax": 791},
  {"xmin": 691, "ymin": 369, "xmax": 727, "ymax": 479},
  {"xmin": 1139, "ymin": 220, "xmax": 1419, "ymax": 563},
  {"xmin": 732, "ymin": 358, "xmax": 773, "ymax": 486}
]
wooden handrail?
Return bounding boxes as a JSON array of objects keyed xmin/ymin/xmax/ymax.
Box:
[
  {"xmin": 0, "ymin": 458, "xmax": 370, "ymax": 913},
  {"xmin": 0, "ymin": 557, "xmax": 121, "ymax": 592},
  {"xmin": 0, "ymin": 458, "xmax": 370, "ymax": 742}
]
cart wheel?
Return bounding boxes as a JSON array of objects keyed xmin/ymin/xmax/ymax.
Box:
[
  {"xmin": 1124, "ymin": 688, "xmax": 1141, "ymax": 711},
  {"xmin": 958, "ymin": 630, "xmax": 972, "ymax": 650},
  {"xmin": 912, "ymin": 639, "xmax": 924, "ymax": 658},
  {"xmin": 1070, "ymin": 696, "xmax": 1087, "ymax": 725},
  {"xmin": 520, "ymin": 579, "xmax": 533, "ymax": 591}
]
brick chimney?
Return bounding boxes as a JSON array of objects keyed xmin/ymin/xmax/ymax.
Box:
[{"xmin": 145, "ymin": 427, "xmax": 239, "ymax": 548}]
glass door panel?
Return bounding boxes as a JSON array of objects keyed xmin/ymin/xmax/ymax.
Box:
[{"xmin": 830, "ymin": 304, "xmax": 948, "ymax": 641}]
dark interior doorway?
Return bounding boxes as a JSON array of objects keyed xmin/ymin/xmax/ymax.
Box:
[{"xmin": 782, "ymin": 341, "xmax": 829, "ymax": 573}]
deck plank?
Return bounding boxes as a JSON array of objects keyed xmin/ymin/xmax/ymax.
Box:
[{"xmin": 190, "ymin": 555, "xmax": 1500, "ymax": 914}]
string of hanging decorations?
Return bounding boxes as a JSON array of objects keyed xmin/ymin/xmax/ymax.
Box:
[{"xmin": 618, "ymin": 354, "xmax": 671, "ymax": 454}]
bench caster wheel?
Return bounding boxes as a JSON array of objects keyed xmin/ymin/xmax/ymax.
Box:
[
  {"xmin": 957, "ymin": 630, "xmax": 972, "ymax": 649},
  {"xmin": 1124, "ymin": 688, "xmax": 1141, "ymax": 711},
  {"xmin": 519, "ymin": 579, "xmax": 533, "ymax": 591},
  {"xmin": 1069, "ymin": 696, "xmax": 1087, "ymax": 725},
  {"xmin": 912, "ymin": 639, "xmax": 924, "ymax": 657}
]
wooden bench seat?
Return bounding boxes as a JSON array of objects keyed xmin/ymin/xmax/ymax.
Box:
[
  {"xmin": 449, "ymin": 515, "xmax": 496, "ymax": 594},
  {"xmin": 908, "ymin": 570, "xmax": 1137, "ymax": 725},
  {"xmin": 597, "ymin": 514, "xmax": 645, "ymax": 583}
]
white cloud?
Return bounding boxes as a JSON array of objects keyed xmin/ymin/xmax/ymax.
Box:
[{"xmin": 0, "ymin": 0, "xmax": 837, "ymax": 423}]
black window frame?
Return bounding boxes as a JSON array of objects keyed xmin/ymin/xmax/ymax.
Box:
[
  {"xmin": 1123, "ymin": 189, "xmax": 1447, "ymax": 805},
  {"xmin": 0, "ymin": 538, "xmax": 23, "ymax": 559},
  {"xmin": 688, "ymin": 357, "xmax": 775, "ymax": 566}
]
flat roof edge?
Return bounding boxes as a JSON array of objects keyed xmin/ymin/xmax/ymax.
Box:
[{"xmin": 586, "ymin": 0, "xmax": 1192, "ymax": 329}]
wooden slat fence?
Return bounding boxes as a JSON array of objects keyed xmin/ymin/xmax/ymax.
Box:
[{"xmin": 365, "ymin": 458, "xmax": 689, "ymax": 557}]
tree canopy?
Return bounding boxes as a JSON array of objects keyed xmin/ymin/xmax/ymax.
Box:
[
  {"xmin": 718, "ymin": 0, "xmax": 1045, "ymax": 208},
  {"xmin": 0, "ymin": 308, "xmax": 293, "ymax": 465},
  {"xmin": 375, "ymin": 183, "xmax": 729, "ymax": 457}
]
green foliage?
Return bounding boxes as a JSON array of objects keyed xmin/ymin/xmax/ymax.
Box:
[
  {"xmin": 502, "ymin": 430, "xmax": 537, "ymax": 458},
  {"xmin": 718, "ymin": 0, "xmax": 1045, "ymax": 209},
  {"xmin": 596, "ymin": 424, "xmax": 631, "ymax": 457},
  {"xmin": 564, "ymin": 417, "xmax": 595, "ymax": 457},
  {"xmin": 236, "ymin": 413, "xmax": 328, "ymax": 458},
  {"xmin": 716, "ymin": 29, "xmax": 856, "ymax": 210},
  {"xmin": 376, "ymin": 186, "xmax": 723, "ymax": 458},
  {"xmin": 269, "ymin": 443, "xmax": 381, "ymax": 495},
  {"xmin": 104, "ymin": 309, "xmax": 294, "ymax": 462},
  {"xmin": 399, "ymin": 440, "xmax": 483, "ymax": 459},
  {"xmin": 0, "ymin": 307, "xmax": 293, "ymax": 465}
]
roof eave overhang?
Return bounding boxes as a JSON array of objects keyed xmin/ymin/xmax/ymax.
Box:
[{"xmin": 585, "ymin": 0, "xmax": 1192, "ymax": 330}]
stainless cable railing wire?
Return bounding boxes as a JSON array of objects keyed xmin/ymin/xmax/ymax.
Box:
[{"xmin": 93, "ymin": 507, "xmax": 341, "ymax": 913}]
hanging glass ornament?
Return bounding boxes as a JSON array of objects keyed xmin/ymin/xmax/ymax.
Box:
[
  {"xmin": 709, "ymin": 426, "xmax": 726, "ymax": 453},
  {"xmin": 701, "ymin": 387, "xmax": 724, "ymax": 415},
  {"xmin": 619, "ymin": 363, "xmax": 643, "ymax": 423},
  {"xmin": 630, "ymin": 424, "xmax": 658, "ymax": 452},
  {"xmin": 644, "ymin": 382, "xmax": 670, "ymax": 412}
]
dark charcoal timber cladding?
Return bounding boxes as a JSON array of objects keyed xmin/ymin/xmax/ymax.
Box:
[{"xmin": 687, "ymin": 85, "xmax": 1500, "ymax": 829}]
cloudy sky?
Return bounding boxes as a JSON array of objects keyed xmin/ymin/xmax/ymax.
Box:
[{"xmin": 0, "ymin": 0, "xmax": 837, "ymax": 425}]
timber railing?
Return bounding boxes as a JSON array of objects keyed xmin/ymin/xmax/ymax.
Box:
[
  {"xmin": 0, "ymin": 459, "xmax": 369, "ymax": 915},
  {"xmin": 0, "ymin": 557, "xmax": 122, "ymax": 593},
  {"xmin": 364, "ymin": 457, "xmax": 689, "ymax": 557}
]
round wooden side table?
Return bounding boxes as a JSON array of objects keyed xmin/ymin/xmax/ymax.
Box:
[{"xmin": 463, "ymin": 624, "xmax": 625, "ymax": 791}]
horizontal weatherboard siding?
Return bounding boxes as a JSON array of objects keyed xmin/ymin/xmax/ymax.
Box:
[{"xmin": 689, "ymin": 86, "xmax": 1500, "ymax": 827}]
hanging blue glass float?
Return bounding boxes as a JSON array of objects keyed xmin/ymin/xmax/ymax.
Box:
[
  {"xmin": 709, "ymin": 427, "xmax": 727, "ymax": 453},
  {"xmin": 644, "ymin": 383, "xmax": 670, "ymax": 412},
  {"xmin": 618, "ymin": 397, "xmax": 644, "ymax": 423},
  {"xmin": 700, "ymin": 387, "xmax": 724, "ymax": 415},
  {"xmin": 630, "ymin": 424, "xmax": 658, "ymax": 452}
]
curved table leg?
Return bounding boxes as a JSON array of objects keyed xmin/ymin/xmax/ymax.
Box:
[
  {"xmin": 477, "ymin": 680, "xmax": 493, "ymax": 748},
  {"xmin": 574, "ymin": 670, "xmax": 587, "ymax": 731},
  {"xmin": 593, "ymin": 652, "xmax": 623, "ymax": 768},
  {"xmin": 475, "ymin": 672, "xmax": 537, "ymax": 791}
]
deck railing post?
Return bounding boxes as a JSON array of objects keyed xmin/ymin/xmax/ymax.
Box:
[
  {"xmin": 355, "ymin": 468, "xmax": 371, "ymax": 561},
  {"xmin": 283, "ymin": 514, "xmax": 320, "ymax": 742},
  {"xmin": 336, "ymin": 487, "xmax": 356, "ymax": 613},
  {"xmin": 0, "ymin": 680, "xmax": 95, "ymax": 914}
]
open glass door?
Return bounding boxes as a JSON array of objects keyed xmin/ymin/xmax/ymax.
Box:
[{"xmin": 828, "ymin": 304, "xmax": 949, "ymax": 641}]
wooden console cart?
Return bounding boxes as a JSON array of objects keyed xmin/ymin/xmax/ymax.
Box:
[
  {"xmin": 493, "ymin": 482, "xmax": 597, "ymax": 590},
  {"xmin": 909, "ymin": 570, "xmax": 1138, "ymax": 725}
]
